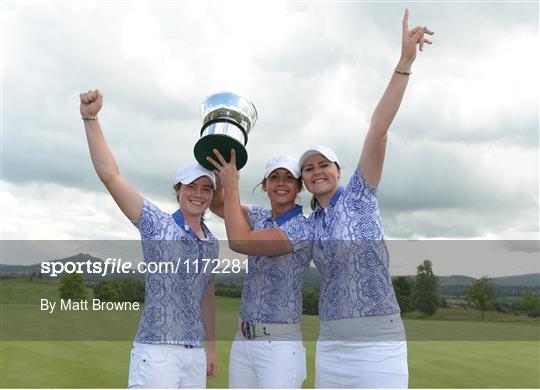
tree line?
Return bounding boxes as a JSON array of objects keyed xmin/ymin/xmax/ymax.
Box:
[
  {"xmin": 217, "ymin": 260, "xmax": 540, "ymax": 318},
  {"xmin": 54, "ymin": 262, "xmax": 540, "ymax": 318},
  {"xmin": 391, "ymin": 260, "xmax": 539, "ymax": 318},
  {"xmin": 57, "ymin": 273, "xmax": 145, "ymax": 303}
]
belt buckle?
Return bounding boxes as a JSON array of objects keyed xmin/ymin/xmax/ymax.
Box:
[
  {"xmin": 241, "ymin": 321, "xmax": 272, "ymax": 339},
  {"xmin": 241, "ymin": 321, "xmax": 257, "ymax": 340}
]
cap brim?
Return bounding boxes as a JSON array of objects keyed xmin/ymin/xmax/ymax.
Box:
[
  {"xmin": 179, "ymin": 174, "xmax": 216, "ymax": 189},
  {"xmin": 299, "ymin": 149, "xmax": 339, "ymax": 169},
  {"xmin": 265, "ymin": 165, "xmax": 300, "ymax": 179}
]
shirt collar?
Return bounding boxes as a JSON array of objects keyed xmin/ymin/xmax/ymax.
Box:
[
  {"xmin": 172, "ymin": 210, "xmax": 214, "ymax": 240},
  {"xmin": 271, "ymin": 204, "xmax": 303, "ymax": 227},
  {"xmin": 329, "ymin": 186, "xmax": 344, "ymax": 206},
  {"xmin": 315, "ymin": 186, "xmax": 344, "ymax": 213}
]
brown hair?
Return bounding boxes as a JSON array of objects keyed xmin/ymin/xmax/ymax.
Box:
[
  {"xmin": 173, "ymin": 183, "xmax": 207, "ymax": 221},
  {"xmin": 310, "ymin": 196, "xmax": 318, "ymax": 211}
]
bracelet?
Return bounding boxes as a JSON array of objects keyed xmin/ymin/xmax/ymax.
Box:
[
  {"xmin": 81, "ymin": 115, "xmax": 98, "ymax": 121},
  {"xmin": 394, "ymin": 69, "xmax": 412, "ymax": 76}
]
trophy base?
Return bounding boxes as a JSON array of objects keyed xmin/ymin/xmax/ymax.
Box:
[{"xmin": 194, "ymin": 134, "xmax": 248, "ymax": 171}]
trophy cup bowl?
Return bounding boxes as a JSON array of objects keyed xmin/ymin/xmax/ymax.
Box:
[{"xmin": 194, "ymin": 92, "xmax": 257, "ymax": 171}]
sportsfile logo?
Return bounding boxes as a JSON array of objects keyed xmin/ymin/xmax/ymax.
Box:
[{"xmin": 40, "ymin": 258, "xmax": 249, "ymax": 277}]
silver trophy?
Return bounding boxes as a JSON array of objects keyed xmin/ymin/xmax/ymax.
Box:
[{"xmin": 194, "ymin": 92, "xmax": 257, "ymax": 170}]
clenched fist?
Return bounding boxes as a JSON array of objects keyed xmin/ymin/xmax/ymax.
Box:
[{"xmin": 79, "ymin": 89, "xmax": 103, "ymax": 117}]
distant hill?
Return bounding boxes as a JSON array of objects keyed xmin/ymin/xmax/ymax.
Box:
[
  {"xmin": 304, "ymin": 271, "xmax": 540, "ymax": 289},
  {"xmin": 0, "ymin": 263, "xmax": 41, "ymax": 276},
  {"xmin": 436, "ymin": 274, "xmax": 540, "ymax": 288},
  {"xmin": 491, "ymin": 273, "xmax": 540, "ymax": 287},
  {"xmin": 0, "ymin": 253, "xmax": 144, "ymax": 282},
  {"xmin": 438, "ymin": 275, "xmax": 475, "ymax": 286},
  {"xmin": 1, "ymin": 253, "xmax": 104, "ymax": 274}
]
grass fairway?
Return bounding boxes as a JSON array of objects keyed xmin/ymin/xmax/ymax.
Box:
[
  {"xmin": 0, "ymin": 278, "xmax": 61, "ymax": 303},
  {"xmin": 407, "ymin": 341, "xmax": 539, "ymax": 388},
  {"xmin": 2, "ymin": 340, "xmax": 538, "ymax": 388},
  {"xmin": 1, "ymin": 279, "xmax": 539, "ymax": 388}
]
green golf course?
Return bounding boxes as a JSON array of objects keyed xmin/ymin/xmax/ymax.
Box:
[{"xmin": 1, "ymin": 279, "xmax": 539, "ymax": 388}]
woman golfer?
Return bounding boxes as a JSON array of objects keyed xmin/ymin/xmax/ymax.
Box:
[
  {"xmin": 80, "ymin": 90, "xmax": 218, "ymax": 388},
  {"xmin": 299, "ymin": 9, "xmax": 433, "ymax": 388},
  {"xmin": 208, "ymin": 151, "xmax": 312, "ymax": 388}
]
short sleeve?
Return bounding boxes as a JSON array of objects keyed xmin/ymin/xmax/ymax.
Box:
[
  {"xmin": 334, "ymin": 169, "xmax": 384, "ymax": 240},
  {"xmin": 279, "ymin": 216, "xmax": 314, "ymax": 254},
  {"xmin": 132, "ymin": 199, "xmax": 166, "ymax": 240},
  {"xmin": 246, "ymin": 205, "xmax": 271, "ymax": 230},
  {"xmin": 340, "ymin": 168, "xmax": 380, "ymax": 215}
]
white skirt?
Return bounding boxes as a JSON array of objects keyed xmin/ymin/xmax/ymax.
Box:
[{"xmin": 315, "ymin": 314, "xmax": 408, "ymax": 388}]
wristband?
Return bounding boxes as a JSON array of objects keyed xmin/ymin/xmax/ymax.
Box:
[
  {"xmin": 394, "ymin": 69, "xmax": 411, "ymax": 76},
  {"xmin": 81, "ymin": 116, "xmax": 98, "ymax": 121}
]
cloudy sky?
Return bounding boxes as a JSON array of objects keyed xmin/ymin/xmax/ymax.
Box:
[{"xmin": 1, "ymin": 1, "xmax": 538, "ymax": 276}]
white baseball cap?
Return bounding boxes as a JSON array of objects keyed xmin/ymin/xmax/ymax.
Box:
[
  {"xmin": 299, "ymin": 145, "xmax": 340, "ymax": 169},
  {"xmin": 175, "ymin": 163, "xmax": 216, "ymax": 189},
  {"xmin": 264, "ymin": 154, "xmax": 300, "ymax": 179}
]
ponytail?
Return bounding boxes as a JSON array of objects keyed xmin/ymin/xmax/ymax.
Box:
[{"xmin": 310, "ymin": 195, "xmax": 318, "ymax": 211}]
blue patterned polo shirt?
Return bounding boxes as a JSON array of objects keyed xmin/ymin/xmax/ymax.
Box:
[
  {"xmin": 132, "ymin": 199, "xmax": 218, "ymax": 346},
  {"xmin": 240, "ymin": 205, "xmax": 313, "ymax": 324},
  {"xmin": 310, "ymin": 169, "xmax": 400, "ymax": 321}
]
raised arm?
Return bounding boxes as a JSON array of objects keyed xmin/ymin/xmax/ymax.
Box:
[
  {"xmin": 209, "ymin": 176, "xmax": 249, "ymax": 220},
  {"xmin": 359, "ymin": 9, "xmax": 433, "ymax": 186},
  {"xmin": 207, "ymin": 149, "xmax": 293, "ymax": 257},
  {"xmin": 80, "ymin": 89, "xmax": 143, "ymax": 221},
  {"xmin": 209, "ymin": 180, "xmax": 225, "ymax": 218}
]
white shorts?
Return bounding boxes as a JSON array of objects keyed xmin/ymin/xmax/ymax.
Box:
[
  {"xmin": 229, "ymin": 330, "xmax": 306, "ymax": 388},
  {"xmin": 128, "ymin": 342, "xmax": 206, "ymax": 389},
  {"xmin": 315, "ymin": 314, "xmax": 408, "ymax": 388}
]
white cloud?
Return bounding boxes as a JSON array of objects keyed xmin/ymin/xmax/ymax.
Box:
[
  {"xmin": 1, "ymin": 1, "xmax": 538, "ymax": 245},
  {"xmin": 412, "ymin": 26, "xmax": 537, "ymax": 138},
  {"xmin": 0, "ymin": 180, "xmax": 227, "ymax": 240},
  {"xmin": 0, "ymin": 181, "xmax": 136, "ymax": 240}
]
